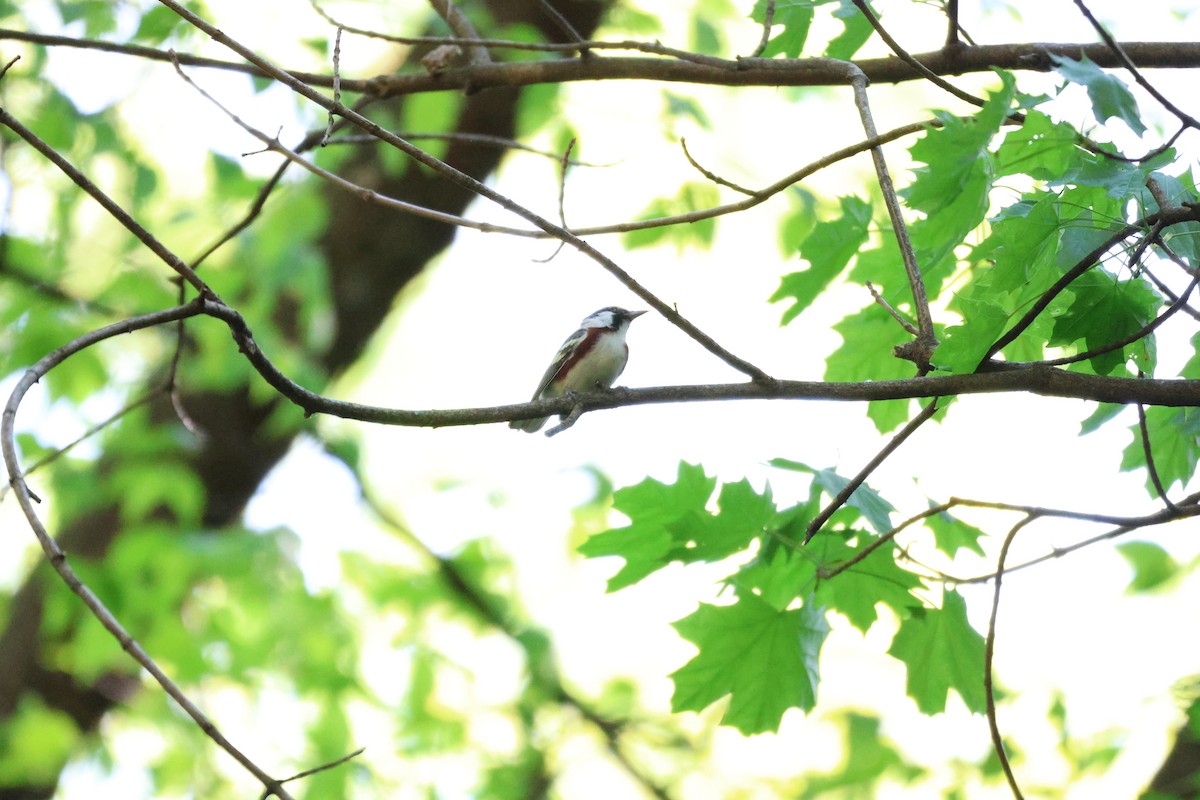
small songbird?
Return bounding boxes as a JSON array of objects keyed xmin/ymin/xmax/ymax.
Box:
[{"xmin": 510, "ymin": 306, "xmax": 646, "ymax": 433}]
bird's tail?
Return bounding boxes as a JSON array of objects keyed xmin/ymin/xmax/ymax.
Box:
[{"xmin": 509, "ymin": 416, "xmax": 548, "ymax": 433}]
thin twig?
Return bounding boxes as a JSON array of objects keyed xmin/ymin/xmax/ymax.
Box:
[
  {"xmin": 326, "ymin": 130, "xmax": 613, "ymax": 165},
  {"xmin": 804, "ymin": 399, "xmax": 942, "ymax": 544},
  {"xmin": 321, "ymin": 27, "xmax": 342, "ymax": 146},
  {"xmin": 259, "ymin": 748, "xmax": 367, "ymax": 800},
  {"xmin": 944, "ymin": 0, "xmax": 961, "ymax": 48},
  {"xmin": 985, "ymin": 516, "xmax": 1033, "ymax": 800},
  {"xmin": 680, "ymin": 138, "xmax": 760, "ymax": 196},
  {"xmin": 979, "ymin": 219, "xmax": 1168, "ymax": 365},
  {"xmin": 751, "ymin": 0, "xmax": 775, "ymax": 58},
  {"xmin": 1017, "ymin": 258, "xmax": 1200, "ymax": 371},
  {"xmin": 537, "ymin": 0, "xmax": 591, "ymax": 56},
  {"xmin": 867, "ymin": 281, "xmax": 919, "ymax": 335},
  {"xmin": 0, "ymin": 386, "xmax": 167, "ymax": 501},
  {"xmin": 0, "ymin": 110, "xmax": 215, "ymax": 300},
  {"xmin": 852, "ymin": 0, "xmax": 993, "ymax": 113},
  {"xmin": 170, "ymin": 57, "xmax": 536, "ymax": 237},
  {"xmin": 428, "ymin": 0, "xmax": 492, "ymax": 65},
  {"xmin": 534, "ymin": 138, "xmax": 576, "ymax": 263},
  {"xmin": 0, "ymin": 299, "xmax": 295, "ymax": 800},
  {"xmin": 848, "ymin": 71, "xmax": 938, "ymax": 368},
  {"xmin": 1071, "ymin": 0, "xmax": 1200, "ymax": 132},
  {"xmin": 1137, "ymin": 383, "xmax": 1180, "ymax": 514}
]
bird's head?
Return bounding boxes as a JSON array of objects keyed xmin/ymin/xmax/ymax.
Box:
[{"xmin": 581, "ymin": 307, "xmax": 647, "ymax": 331}]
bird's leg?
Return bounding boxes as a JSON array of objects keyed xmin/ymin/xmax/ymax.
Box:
[{"xmin": 546, "ymin": 390, "xmax": 585, "ymax": 437}]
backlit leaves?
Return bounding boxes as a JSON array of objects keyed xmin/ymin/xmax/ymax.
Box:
[
  {"xmin": 671, "ymin": 590, "xmax": 829, "ymax": 734},
  {"xmin": 887, "ymin": 589, "xmax": 987, "ymax": 715}
]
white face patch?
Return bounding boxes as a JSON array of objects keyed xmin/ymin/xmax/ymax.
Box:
[{"xmin": 581, "ymin": 309, "xmax": 616, "ymax": 329}]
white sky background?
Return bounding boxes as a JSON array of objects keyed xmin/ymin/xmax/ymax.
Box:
[{"xmin": 5, "ymin": 0, "xmax": 1200, "ymax": 797}]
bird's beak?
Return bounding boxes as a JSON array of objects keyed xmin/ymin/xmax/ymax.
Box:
[{"xmin": 630, "ymin": 310, "xmax": 648, "ymax": 319}]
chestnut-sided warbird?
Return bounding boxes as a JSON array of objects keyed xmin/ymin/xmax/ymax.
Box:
[{"xmin": 510, "ymin": 307, "xmax": 646, "ymax": 433}]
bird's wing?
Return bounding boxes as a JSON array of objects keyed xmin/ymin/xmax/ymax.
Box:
[{"xmin": 529, "ymin": 327, "xmax": 587, "ymax": 399}]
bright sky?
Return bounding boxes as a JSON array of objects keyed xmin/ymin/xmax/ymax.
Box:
[{"xmin": 7, "ymin": 0, "xmax": 1200, "ymax": 797}]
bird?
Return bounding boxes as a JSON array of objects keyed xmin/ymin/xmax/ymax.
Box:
[{"xmin": 510, "ymin": 306, "xmax": 646, "ymax": 433}]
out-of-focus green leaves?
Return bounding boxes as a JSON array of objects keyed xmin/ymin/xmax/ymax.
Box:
[
  {"xmin": 624, "ymin": 182, "xmax": 720, "ymax": 251},
  {"xmin": 0, "ymin": 699, "xmax": 79, "ymax": 786},
  {"xmin": 1116, "ymin": 541, "xmax": 1182, "ymax": 593},
  {"xmin": 804, "ymin": 712, "xmax": 927, "ymax": 792}
]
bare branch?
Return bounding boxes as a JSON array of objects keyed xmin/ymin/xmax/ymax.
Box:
[
  {"xmin": 1072, "ymin": 0, "xmax": 1200, "ymax": 132},
  {"xmin": 0, "ymin": 110, "xmax": 216, "ymax": 300},
  {"xmin": 852, "ymin": 0, "xmax": 988, "ymax": 111},
  {"xmin": 750, "ymin": 0, "xmax": 775, "ymax": 58},
  {"xmin": 804, "ymin": 399, "xmax": 942, "ymax": 544},
  {"xmin": 680, "ymin": 138, "xmax": 761, "ymax": 197},
  {"xmin": 320, "ymin": 26, "xmax": 342, "ymax": 145},
  {"xmin": 1137, "ymin": 389, "xmax": 1181, "ymax": 514},
  {"xmin": 156, "ymin": 0, "xmax": 774, "ymax": 383},
  {"xmin": 428, "ymin": 0, "xmax": 492, "ymax": 65},
  {"xmin": 847, "ymin": 70, "xmax": 938, "ymax": 368},
  {"xmin": 6, "ymin": 29, "xmax": 1200, "ymax": 93},
  {"xmin": 867, "ymin": 281, "xmax": 919, "ymax": 336},
  {"xmin": 985, "ymin": 516, "xmax": 1034, "ymax": 800}
]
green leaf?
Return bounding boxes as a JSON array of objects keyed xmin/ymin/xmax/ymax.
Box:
[
  {"xmin": 1048, "ymin": 270, "xmax": 1160, "ymax": 376},
  {"xmin": 925, "ymin": 507, "xmax": 987, "ymax": 558},
  {"xmin": 887, "ymin": 589, "xmax": 986, "ymax": 714},
  {"xmin": 904, "ymin": 73, "xmax": 1014, "ymax": 217},
  {"xmin": 1051, "ymin": 53, "xmax": 1147, "ymax": 135},
  {"xmin": 771, "ymin": 195, "xmax": 872, "ymax": 324},
  {"xmin": 584, "ymin": 463, "xmax": 775, "ymax": 591},
  {"xmin": 1116, "ymin": 541, "xmax": 1180, "ymax": 593},
  {"xmin": 767, "ymin": 458, "xmax": 895, "ymax": 533},
  {"xmin": 808, "ymin": 532, "xmax": 923, "ymax": 633},
  {"xmin": 1080, "ymin": 402, "xmax": 1125, "ymax": 435},
  {"xmin": 671, "ymin": 591, "xmax": 829, "ymax": 734},
  {"xmin": 805, "ymin": 712, "xmax": 926, "ymax": 791},
  {"xmin": 1120, "ymin": 406, "xmax": 1200, "ymax": 496},
  {"xmin": 0, "ymin": 700, "xmax": 79, "ymax": 785},
  {"xmin": 668, "ymin": 478, "xmax": 776, "ymax": 562},
  {"xmin": 996, "ymin": 111, "xmax": 1086, "ymax": 180},
  {"xmin": 811, "ymin": 467, "xmax": 895, "ymax": 534},
  {"xmin": 825, "ymin": 306, "xmax": 916, "ymax": 432},
  {"xmin": 824, "ymin": 0, "xmax": 875, "ymax": 60},
  {"xmin": 624, "ymin": 182, "xmax": 720, "ymax": 251},
  {"xmin": 750, "ymin": 0, "xmax": 814, "ymax": 58},
  {"xmin": 733, "ymin": 547, "xmax": 816, "ymax": 612},
  {"xmin": 665, "ymin": 92, "xmax": 711, "ymax": 129},
  {"xmin": 132, "ymin": 5, "xmax": 186, "ymax": 44}
]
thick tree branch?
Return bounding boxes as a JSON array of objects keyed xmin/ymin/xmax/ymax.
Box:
[{"xmin": 5, "ymin": 28, "xmax": 1200, "ymax": 93}]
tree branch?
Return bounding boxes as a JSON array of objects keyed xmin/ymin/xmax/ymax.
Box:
[
  {"xmin": 985, "ymin": 515, "xmax": 1034, "ymax": 800},
  {"xmin": 5, "ymin": 28, "xmax": 1200, "ymax": 93},
  {"xmin": 1, "ymin": 299, "xmax": 297, "ymax": 800}
]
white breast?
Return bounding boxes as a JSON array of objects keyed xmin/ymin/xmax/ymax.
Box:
[{"xmin": 560, "ymin": 329, "xmax": 629, "ymax": 393}]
